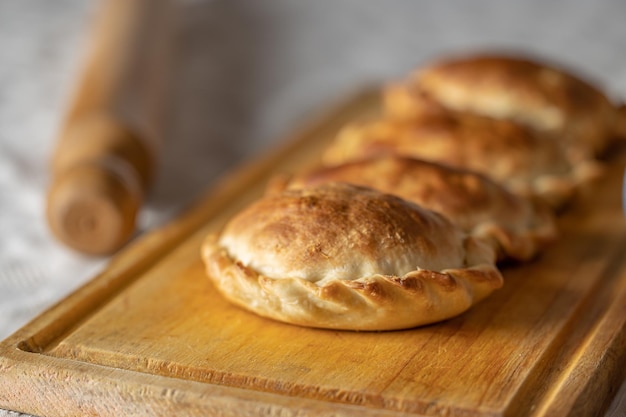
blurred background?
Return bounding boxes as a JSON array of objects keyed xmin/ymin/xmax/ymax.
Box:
[{"xmin": 0, "ymin": 0, "xmax": 625, "ymax": 414}]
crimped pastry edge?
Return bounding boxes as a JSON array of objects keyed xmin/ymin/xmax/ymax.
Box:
[{"xmin": 201, "ymin": 234, "xmax": 503, "ymax": 331}]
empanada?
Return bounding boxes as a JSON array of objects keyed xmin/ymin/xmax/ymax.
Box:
[
  {"xmin": 269, "ymin": 156, "xmax": 556, "ymax": 262},
  {"xmin": 323, "ymin": 113, "xmax": 599, "ymax": 208},
  {"xmin": 202, "ymin": 183, "xmax": 503, "ymax": 331},
  {"xmin": 386, "ymin": 52, "xmax": 623, "ymax": 162}
]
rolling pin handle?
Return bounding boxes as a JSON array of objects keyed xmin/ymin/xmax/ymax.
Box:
[
  {"xmin": 46, "ymin": 159, "xmax": 143, "ymax": 256},
  {"xmin": 46, "ymin": 114, "xmax": 150, "ymax": 255}
]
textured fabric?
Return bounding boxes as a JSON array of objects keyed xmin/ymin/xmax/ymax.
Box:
[{"xmin": 1, "ymin": 0, "xmax": 625, "ymax": 415}]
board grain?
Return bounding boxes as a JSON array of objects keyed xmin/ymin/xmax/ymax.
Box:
[{"xmin": 1, "ymin": 89, "xmax": 626, "ymax": 417}]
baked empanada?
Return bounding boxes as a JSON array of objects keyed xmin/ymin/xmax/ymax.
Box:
[
  {"xmin": 270, "ymin": 156, "xmax": 556, "ymax": 262},
  {"xmin": 202, "ymin": 183, "xmax": 503, "ymax": 331},
  {"xmin": 387, "ymin": 52, "xmax": 623, "ymax": 162},
  {"xmin": 323, "ymin": 113, "xmax": 599, "ymax": 208}
]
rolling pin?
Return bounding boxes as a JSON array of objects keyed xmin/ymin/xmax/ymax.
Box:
[{"xmin": 46, "ymin": 0, "xmax": 173, "ymax": 255}]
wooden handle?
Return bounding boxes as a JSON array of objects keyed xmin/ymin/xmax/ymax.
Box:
[
  {"xmin": 47, "ymin": 0, "xmax": 172, "ymax": 255},
  {"xmin": 618, "ymin": 103, "xmax": 626, "ymax": 140}
]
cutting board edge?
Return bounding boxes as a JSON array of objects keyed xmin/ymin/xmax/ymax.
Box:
[
  {"xmin": 525, "ymin": 244, "xmax": 626, "ymax": 417},
  {"xmin": 0, "ymin": 345, "xmax": 420, "ymax": 417}
]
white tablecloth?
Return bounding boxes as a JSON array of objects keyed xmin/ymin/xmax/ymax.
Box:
[{"xmin": 1, "ymin": 0, "xmax": 625, "ymax": 415}]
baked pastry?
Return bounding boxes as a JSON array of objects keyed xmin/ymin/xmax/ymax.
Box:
[
  {"xmin": 386, "ymin": 52, "xmax": 623, "ymax": 162},
  {"xmin": 322, "ymin": 112, "xmax": 600, "ymax": 208},
  {"xmin": 202, "ymin": 183, "xmax": 503, "ymax": 331},
  {"xmin": 269, "ymin": 156, "xmax": 557, "ymax": 262}
]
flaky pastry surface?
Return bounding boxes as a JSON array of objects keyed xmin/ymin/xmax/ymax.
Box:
[
  {"xmin": 323, "ymin": 114, "xmax": 600, "ymax": 208},
  {"xmin": 389, "ymin": 52, "xmax": 622, "ymax": 161},
  {"xmin": 202, "ymin": 183, "xmax": 503, "ymax": 331},
  {"xmin": 270, "ymin": 156, "xmax": 556, "ymax": 262}
]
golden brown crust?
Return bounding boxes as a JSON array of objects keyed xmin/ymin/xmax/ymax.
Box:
[
  {"xmin": 389, "ymin": 52, "xmax": 621, "ymax": 161},
  {"xmin": 202, "ymin": 183, "xmax": 503, "ymax": 331},
  {"xmin": 270, "ymin": 156, "xmax": 557, "ymax": 262},
  {"xmin": 322, "ymin": 114, "xmax": 602, "ymax": 208}
]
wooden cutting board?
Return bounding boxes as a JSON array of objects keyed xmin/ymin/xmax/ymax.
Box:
[{"xmin": 1, "ymin": 89, "xmax": 626, "ymax": 417}]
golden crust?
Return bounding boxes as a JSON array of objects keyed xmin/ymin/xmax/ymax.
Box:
[
  {"xmin": 202, "ymin": 183, "xmax": 503, "ymax": 331},
  {"xmin": 389, "ymin": 52, "xmax": 621, "ymax": 161},
  {"xmin": 269, "ymin": 156, "xmax": 557, "ymax": 262},
  {"xmin": 322, "ymin": 113, "xmax": 602, "ymax": 208}
]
